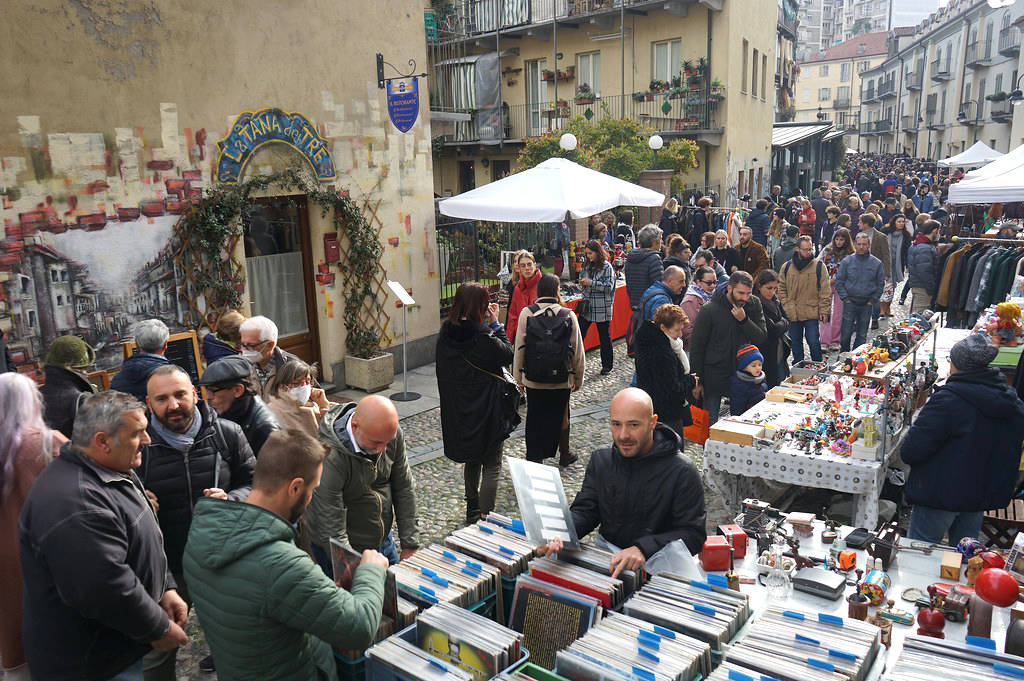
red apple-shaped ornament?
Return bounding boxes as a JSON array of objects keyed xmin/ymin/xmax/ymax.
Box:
[
  {"xmin": 916, "ymin": 606, "xmax": 945, "ymax": 639},
  {"xmin": 979, "ymin": 551, "xmax": 1006, "ymax": 570},
  {"xmin": 975, "ymin": 568, "xmax": 1019, "ymax": 608}
]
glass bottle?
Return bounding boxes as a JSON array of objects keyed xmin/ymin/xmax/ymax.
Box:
[{"xmin": 765, "ymin": 539, "xmax": 793, "ymax": 601}]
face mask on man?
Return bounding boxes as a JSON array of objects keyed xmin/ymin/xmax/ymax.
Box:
[
  {"xmin": 242, "ymin": 349, "xmax": 262, "ymax": 364},
  {"xmin": 290, "ymin": 384, "xmax": 312, "ymax": 405}
]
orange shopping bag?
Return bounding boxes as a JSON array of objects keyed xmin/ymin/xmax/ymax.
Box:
[{"xmin": 683, "ymin": 405, "xmax": 709, "ymax": 445}]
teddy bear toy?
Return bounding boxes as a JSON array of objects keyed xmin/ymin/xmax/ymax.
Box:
[{"xmin": 986, "ymin": 302, "xmax": 1024, "ymax": 346}]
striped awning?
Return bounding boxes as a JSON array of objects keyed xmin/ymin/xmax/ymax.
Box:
[
  {"xmin": 772, "ymin": 123, "xmax": 834, "ymax": 147},
  {"xmin": 822, "ymin": 128, "xmax": 846, "ymax": 142}
]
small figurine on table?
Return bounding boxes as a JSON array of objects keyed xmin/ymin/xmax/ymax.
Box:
[
  {"xmin": 966, "ymin": 555, "xmax": 985, "ymax": 587},
  {"xmin": 917, "ymin": 597, "xmax": 946, "ymax": 639}
]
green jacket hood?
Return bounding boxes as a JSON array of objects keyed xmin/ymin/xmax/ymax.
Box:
[
  {"xmin": 187, "ymin": 497, "xmax": 296, "ymax": 570},
  {"xmin": 318, "ymin": 402, "xmax": 359, "ymax": 457}
]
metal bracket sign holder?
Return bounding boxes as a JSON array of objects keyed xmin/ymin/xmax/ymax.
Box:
[{"xmin": 387, "ymin": 280, "xmax": 420, "ymax": 402}]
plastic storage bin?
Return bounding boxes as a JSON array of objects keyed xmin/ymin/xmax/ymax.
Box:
[{"xmin": 366, "ymin": 624, "xmax": 529, "ymax": 681}]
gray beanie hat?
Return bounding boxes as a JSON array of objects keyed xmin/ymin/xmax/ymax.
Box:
[{"xmin": 950, "ymin": 333, "xmax": 998, "ymax": 372}]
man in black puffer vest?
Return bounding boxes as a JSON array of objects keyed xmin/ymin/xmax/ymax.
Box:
[
  {"xmin": 139, "ymin": 364, "xmax": 254, "ymax": 681},
  {"xmin": 538, "ymin": 388, "xmax": 706, "ymax": 577}
]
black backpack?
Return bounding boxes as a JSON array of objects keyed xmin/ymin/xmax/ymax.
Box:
[
  {"xmin": 626, "ymin": 290, "xmax": 663, "ymax": 358},
  {"xmin": 522, "ymin": 305, "xmax": 573, "ymax": 384}
]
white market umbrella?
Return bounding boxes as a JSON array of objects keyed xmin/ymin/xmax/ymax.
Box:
[
  {"xmin": 937, "ymin": 141, "xmax": 1004, "ymax": 168},
  {"xmin": 949, "ymin": 144, "xmax": 1024, "ymax": 204},
  {"xmin": 437, "ymin": 157, "xmax": 665, "ymax": 222},
  {"xmin": 845, "ymin": 148, "xmax": 859, "ymax": 154}
]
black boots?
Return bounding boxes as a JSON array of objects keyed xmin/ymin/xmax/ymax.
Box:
[
  {"xmin": 558, "ymin": 427, "xmax": 578, "ymax": 467},
  {"xmin": 465, "ymin": 498, "xmax": 481, "ymax": 525}
]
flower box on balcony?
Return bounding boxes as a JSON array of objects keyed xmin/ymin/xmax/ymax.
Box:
[{"xmin": 575, "ymin": 97, "xmax": 595, "ymax": 105}]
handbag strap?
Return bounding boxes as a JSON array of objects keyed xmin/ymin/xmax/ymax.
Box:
[{"xmin": 462, "ymin": 355, "xmax": 515, "ymax": 386}]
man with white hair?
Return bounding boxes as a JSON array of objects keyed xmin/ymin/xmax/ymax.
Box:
[
  {"xmin": 112, "ymin": 319, "xmax": 171, "ymax": 400},
  {"xmin": 239, "ymin": 315, "xmax": 301, "ymax": 394}
]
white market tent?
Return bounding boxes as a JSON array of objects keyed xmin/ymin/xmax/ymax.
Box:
[
  {"xmin": 937, "ymin": 141, "xmax": 1004, "ymax": 168},
  {"xmin": 948, "ymin": 143, "xmax": 1024, "ymax": 204},
  {"xmin": 845, "ymin": 148, "xmax": 859, "ymax": 155},
  {"xmin": 437, "ymin": 157, "xmax": 665, "ymax": 222}
]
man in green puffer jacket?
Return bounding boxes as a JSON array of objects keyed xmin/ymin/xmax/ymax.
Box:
[{"xmin": 183, "ymin": 429, "xmax": 388, "ymax": 681}]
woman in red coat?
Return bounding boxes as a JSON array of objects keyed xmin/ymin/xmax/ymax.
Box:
[
  {"xmin": 797, "ymin": 199, "xmax": 817, "ymax": 238},
  {"xmin": 507, "ymin": 251, "xmax": 541, "ymax": 339}
]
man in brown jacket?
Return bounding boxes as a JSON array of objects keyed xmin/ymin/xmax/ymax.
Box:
[
  {"xmin": 735, "ymin": 226, "xmax": 770, "ymax": 280},
  {"xmin": 778, "ymin": 236, "xmax": 832, "ymax": 363},
  {"xmin": 857, "ymin": 214, "xmax": 890, "ymax": 329}
]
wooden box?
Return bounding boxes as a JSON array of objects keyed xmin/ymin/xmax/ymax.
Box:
[
  {"xmin": 941, "ymin": 550, "xmax": 962, "ymax": 581},
  {"xmin": 708, "ymin": 420, "xmax": 765, "ymax": 446}
]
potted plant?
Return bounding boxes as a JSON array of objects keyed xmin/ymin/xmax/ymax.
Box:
[
  {"xmin": 687, "ymin": 73, "xmax": 702, "ymax": 89},
  {"xmin": 542, "ymin": 69, "xmax": 554, "ymax": 81},
  {"xmin": 682, "ymin": 59, "xmax": 694, "ymax": 76},
  {"xmin": 649, "ymin": 79, "xmax": 670, "ymax": 93},
  {"xmin": 574, "ymin": 83, "xmax": 596, "ymax": 104},
  {"xmin": 711, "ymin": 78, "xmax": 725, "ymax": 94},
  {"xmin": 986, "ymin": 91, "xmax": 1007, "ymax": 102},
  {"xmin": 669, "ymin": 86, "xmax": 686, "ymax": 99},
  {"xmin": 671, "ymin": 74, "xmax": 683, "ymax": 89},
  {"xmin": 696, "ymin": 57, "xmax": 708, "ymax": 77},
  {"xmin": 632, "ymin": 91, "xmax": 648, "ymax": 102},
  {"xmin": 565, "ymin": 65, "xmax": 575, "ymax": 79}
]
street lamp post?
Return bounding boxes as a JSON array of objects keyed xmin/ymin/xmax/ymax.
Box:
[
  {"xmin": 957, "ymin": 99, "xmax": 980, "ymax": 144},
  {"xmin": 648, "ymin": 134, "xmax": 663, "ymax": 167},
  {"xmin": 1010, "ymin": 73, "xmax": 1024, "ymax": 106}
]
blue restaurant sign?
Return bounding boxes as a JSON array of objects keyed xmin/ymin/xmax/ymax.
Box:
[
  {"xmin": 216, "ymin": 108, "xmax": 335, "ymax": 184},
  {"xmin": 387, "ymin": 78, "xmax": 420, "ymax": 133}
]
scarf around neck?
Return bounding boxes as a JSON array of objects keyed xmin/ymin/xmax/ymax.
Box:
[
  {"xmin": 685, "ymin": 282, "xmax": 712, "ymax": 303},
  {"xmin": 151, "ymin": 406, "xmax": 203, "ymax": 451}
]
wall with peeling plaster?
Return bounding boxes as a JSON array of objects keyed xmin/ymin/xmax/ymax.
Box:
[{"xmin": 0, "ymin": 0, "xmax": 439, "ymax": 383}]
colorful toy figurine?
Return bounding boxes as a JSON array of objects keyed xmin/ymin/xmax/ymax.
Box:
[{"xmin": 985, "ymin": 302, "xmax": 1024, "ymax": 347}]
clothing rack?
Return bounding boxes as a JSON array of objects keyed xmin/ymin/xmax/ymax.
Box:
[{"xmin": 951, "ymin": 237, "xmax": 1024, "ymax": 245}]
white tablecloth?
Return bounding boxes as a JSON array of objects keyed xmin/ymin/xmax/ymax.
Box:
[{"xmin": 703, "ymin": 440, "xmax": 888, "ymax": 529}]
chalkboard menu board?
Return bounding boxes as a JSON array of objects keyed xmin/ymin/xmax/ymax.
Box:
[{"xmin": 122, "ymin": 330, "xmax": 203, "ymax": 385}]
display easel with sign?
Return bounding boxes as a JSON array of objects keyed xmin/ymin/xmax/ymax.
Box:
[
  {"xmin": 388, "ymin": 281, "xmax": 420, "ymax": 402},
  {"xmin": 122, "ymin": 329, "xmax": 204, "ymax": 386}
]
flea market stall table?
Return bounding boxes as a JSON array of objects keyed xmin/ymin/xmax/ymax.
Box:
[
  {"xmin": 563, "ymin": 280, "xmax": 631, "ymax": 351},
  {"xmin": 703, "ymin": 316, "xmax": 941, "ymax": 531},
  {"xmin": 721, "ymin": 517, "xmax": 1014, "ymax": 681}
]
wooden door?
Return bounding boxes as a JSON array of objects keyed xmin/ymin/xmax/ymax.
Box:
[{"xmin": 243, "ymin": 196, "xmax": 321, "ymax": 368}]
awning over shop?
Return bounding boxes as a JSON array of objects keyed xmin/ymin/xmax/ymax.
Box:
[
  {"xmin": 434, "ymin": 49, "xmax": 519, "ymax": 66},
  {"xmin": 822, "ymin": 129, "xmax": 846, "ymax": 142},
  {"xmin": 771, "ymin": 123, "xmax": 834, "ymax": 148}
]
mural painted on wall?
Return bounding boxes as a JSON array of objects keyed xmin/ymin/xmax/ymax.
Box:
[
  {"xmin": 0, "ymin": 92, "xmax": 437, "ymax": 380},
  {"xmin": 1, "ymin": 214, "xmax": 189, "ymax": 375}
]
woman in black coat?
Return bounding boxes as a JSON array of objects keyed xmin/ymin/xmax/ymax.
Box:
[
  {"xmin": 753, "ymin": 269, "xmax": 791, "ymax": 388},
  {"xmin": 435, "ymin": 283, "xmax": 515, "ymax": 523},
  {"xmin": 635, "ymin": 303, "xmax": 698, "ymax": 441}
]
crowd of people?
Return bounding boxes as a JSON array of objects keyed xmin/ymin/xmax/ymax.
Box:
[{"xmin": 3, "ymin": 150, "xmax": 1024, "ymax": 681}]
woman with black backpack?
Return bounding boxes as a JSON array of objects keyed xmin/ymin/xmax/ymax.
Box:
[
  {"xmin": 512, "ymin": 274, "xmax": 585, "ymax": 466},
  {"xmin": 436, "ymin": 283, "xmax": 515, "ymax": 523}
]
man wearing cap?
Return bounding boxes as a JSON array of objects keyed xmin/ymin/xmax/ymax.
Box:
[
  {"xmin": 903, "ymin": 333, "xmax": 1024, "ymax": 544},
  {"xmin": 40, "ymin": 334, "xmax": 98, "ymax": 439},
  {"xmin": 197, "ymin": 355, "xmax": 280, "ymax": 456}
]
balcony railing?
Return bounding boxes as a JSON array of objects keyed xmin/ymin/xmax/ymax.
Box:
[
  {"xmin": 901, "ymin": 115, "xmax": 918, "ymax": 131},
  {"xmin": 862, "ymin": 87, "xmax": 876, "ymax": 102},
  {"xmin": 436, "ymin": 93, "xmax": 720, "ymax": 145},
  {"xmin": 992, "ymin": 99, "xmax": 1015, "ymax": 122},
  {"xmin": 874, "ymin": 119, "xmax": 892, "ymax": 133},
  {"xmin": 778, "ymin": 3, "xmax": 798, "ymax": 37},
  {"xmin": 966, "ymin": 40, "xmax": 993, "ymax": 68},
  {"xmin": 430, "ymin": 0, "xmax": 684, "ymax": 42},
  {"xmin": 833, "ymin": 96, "xmax": 851, "ymax": 109},
  {"xmin": 930, "ymin": 58, "xmax": 952, "ymax": 81},
  {"xmin": 999, "ymin": 26, "xmax": 1021, "ymax": 56},
  {"xmin": 906, "ymin": 71, "xmax": 923, "ymax": 90},
  {"xmin": 878, "ymin": 81, "xmax": 896, "ymax": 99}
]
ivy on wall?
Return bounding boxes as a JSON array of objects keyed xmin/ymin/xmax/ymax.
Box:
[{"xmin": 174, "ymin": 167, "xmax": 387, "ymax": 359}]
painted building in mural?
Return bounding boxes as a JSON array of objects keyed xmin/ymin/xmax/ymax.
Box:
[{"xmin": 0, "ymin": 0, "xmax": 439, "ymax": 385}]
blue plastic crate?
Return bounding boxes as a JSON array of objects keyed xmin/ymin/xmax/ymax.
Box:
[
  {"xmin": 367, "ymin": 623, "xmax": 529, "ymax": 681},
  {"xmin": 501, "ymin": 575, "xmax": 518, "ymax": 625},
  {"xmin": 468, "ymin": 591, "xmax": 497, "ymax": 621}
]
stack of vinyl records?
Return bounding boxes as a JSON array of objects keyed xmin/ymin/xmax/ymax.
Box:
[
  {"xmin": 889, "ymin": 635, "xmax": 1024, "ymax": 681},
  {"xmin": 528, "ymin": 556, "xmax": 629, "ymax": 609},
  {"xmin": 445, "ymin": 520, "xmax": 536, "ymax": 577},
  {"xmin": 556, "ymin": 611, "xmax": 713, "ymax": 681},
  {"xmin": 508, "ymin": 574, "xmax": 603, "ymax": 668},
  {"xmin": 417, "ymin": 602, "xmax": 525, "ymax": 681},
  {"xmin": 622, "ymin": 574, "xmax": 751, "ymax": 650},
  {"xmin": 721, "ymin": 606, "xmax": 880, "ymax": 681},
  {"xmin": 556, "ymin": 544, "xmax": 646, "ymax": 599},
  {"xmin": 366, "ymin": 636, "xmax": 476, "ymax": 681},
  {"xmin": 390, "ymin": 544, "xmax": 502, "ymax": 610}
]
